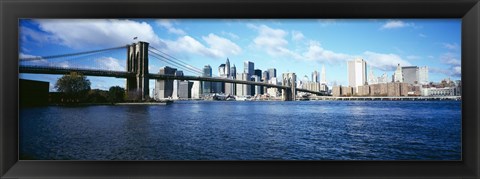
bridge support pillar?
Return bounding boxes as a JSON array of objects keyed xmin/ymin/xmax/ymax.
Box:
[
  {"xmin": 126, "ymin": 41, "xmax": 149, "ymax": 101},
  {"xmin": 281, "ymin": 73, "xmax": 296, "ymax": 101}
]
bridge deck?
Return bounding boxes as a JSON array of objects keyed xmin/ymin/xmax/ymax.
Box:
[{"xmin": 19, "ymin": 66, "xmax": 325, "ymax": 96}]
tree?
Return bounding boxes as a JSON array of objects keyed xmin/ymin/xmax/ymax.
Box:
[
  {"xmin": 108, "ymin": 86, "xmax": 125, "ymax": 103},
  {"xmin": 54, "ymin": 72, "xmax": 91, "ymax": 102}
]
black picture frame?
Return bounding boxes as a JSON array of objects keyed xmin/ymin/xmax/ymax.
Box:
[{"xmin": 1, "ymin": 0, "xmax": 479, "ymax": 178}]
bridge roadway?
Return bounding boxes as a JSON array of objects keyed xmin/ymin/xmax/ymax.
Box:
[{"xmin": 19, "ymin": 66, "xmax": 325, "ymax": 96}]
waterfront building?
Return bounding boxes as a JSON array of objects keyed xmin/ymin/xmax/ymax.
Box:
[
  {"xmin": 171, "ymin": 70, "xmax": 184, "ymax": 99},
  {"xmin": 178, "ymin": 81, "xmax": 193, "ymax": 99},
  {"xmin": 155, "ymin": 66, "xmax": 177, "ymax": 99},
  {"xmin": 347, "ymin": 58, "xmax": 367, "ymax": 92},
  {"xmin": 402, "ymin": 66, "xmax": 419, "ymax": 85},
  {"xmin": 421, "ymin": 87, "xmax": 456, "ymax": 96},
  {"xmin": 393, "ymin": 64, "xmax": 403, "ymax": 82},
  {"xmin": 202, "ymin": 65, "xmax": 212, "ymax": 94},
  {"xmin": 418, "ymin": 66, "xmax": 429, "ymax": 85},
  {"xmin": 191, "ymin": 81, "xmax": 201, "ymax": 99},
  {"xmin": 236, "ymin": 73, "xmax": 251, "ymax": 96},
  {"xmin": 225, "ymin": 76, "xmax": 235, "ymax": 95},
  {"xmin": 252, "ymin": 75, "xmax": 261, "ymax": 96}
]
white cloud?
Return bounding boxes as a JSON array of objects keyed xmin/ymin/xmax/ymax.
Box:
[
  {"xmin": 202, "ymin": 33, "xmax": 242, "ymax": 57},
  {"xmin": 362, "ymin": 51, "xmax": 411, "ymax": 71},
  {"xmin": 95, "ymin": 57, "xmax": 124, "ymax": 71},
  {"xmin": 31, "ymin": 19, "xmax": 163, "ymax": 49},
  {"xmin": 156, "ymin": 19, "xmax": 186, "ymax": 36},
  {"xmin": 302, "ymin": 41, "xmax": 352, "ymax": 63},
  {"xmin": 291, "ymin": 30, "xmax": 305, "ymax": 41},
  {"xmin": 248, "ymin": 24, "xmax": 410, "ymax": 72},
  {"xmin": 380, "ymin": 20, "xmax": 414, "ymax": 29},
  {"xmin": 249, "ymin": 24, "xmax": 301, "ymax": 60},
  {"xmin": 438, "ymin": 53, "xmax": 461, "ymax": 77},
  {"xmin": 418, "ymin": 33, "xmax": 427, "ymax": 38},
  {"xmin": 442, "ymin": 43, "xmax": 459, "ymax": 50},
  {"xmin": 221, "ymin": 31, "xmax": 240, "ymax": 39},
  {"xmin": 163, "ymin": 34, "xmax": 242, "ymax": 59}
]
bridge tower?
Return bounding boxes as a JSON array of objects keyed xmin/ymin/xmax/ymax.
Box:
[
  {"xmin": 126, "ymin": 41, "xmax": 149, "ymax": 101},
  {"xmin": 282, "ymin": 72, "xmax": 297, "ymax": 101}
]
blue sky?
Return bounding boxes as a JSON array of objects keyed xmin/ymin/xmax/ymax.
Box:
[{"xmin": 19, "ymin": 19, "xmax": 461, "ymax": 93}]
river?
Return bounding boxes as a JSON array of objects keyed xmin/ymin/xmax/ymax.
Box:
[{"xmin": 19, "ymin": 100, "xmax": 461, "ymax": 160}]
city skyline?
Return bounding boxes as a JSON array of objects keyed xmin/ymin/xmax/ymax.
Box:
[{"xmin": 19, "ymin": 19, "xmax": 461, "ymax": 93}]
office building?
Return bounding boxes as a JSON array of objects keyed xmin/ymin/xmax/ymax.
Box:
[
  {"xmin": 236, "ymin": 73, "xmax": 251, "ymax": 96},
  {"xmin": 268, "ymin": 68, "xmax": 277, "ymax": 80},
  {"xmin": 262, "ymin": 71, "xmax": 269, "ymax": 82},
  {"xmin": 218, "ymin": 64, "xmax": 226, "ymax": 77},
  {"xmin": 178, "ymin": 81, "xmax": 193, "ymax": 99},
  {"xmin": 244, "ymin": 61, "xmax": 254, "ymax": 75},
  {"xmin": 321, "ymin": 64, "xmax": 327, "ymax": 85},
  {"xmin": 312, "ymin": 70, "xmax": 319, "ymax": 83},
  {"xmin": 225, "ymin": 58, "xmax": 230, "ymax": 78},
  {"xmin": 347, "ymin": 58, "xmax": 367, "ymax": 92},
  {"xmin": 202, "ymin": 65, "xmax": 212, "ymax": 94},
  {"xmin": 155, "ymin": 66, "xmax": 177, "ymax": 99},
  {"xmin": 191, "ymin": 81, "xmax": 201, "ymax": 99},
  {"xmin": 418, "ymin": 66, "xmax": 429, "ymax": 85},
  {"xmin": 402, "ymin": 66, "xmax": 419, "ymax": 85},
  {"xmin": 230, "ymin": 64, "xmax": 236, "ymax": 79},
  {"xmin": 171, "ymin": 70, "xmax": 183, "ymax": 99}
]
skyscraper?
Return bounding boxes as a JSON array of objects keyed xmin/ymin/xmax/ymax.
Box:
[
  {"xmin": 218, "ymin": 64, "xmax": 226, "ymax": 77},
  {"xmin": 418, "ymin": 66, "xmax": 429, "ymax": 85},
  {"xmin": 155, "ymin": 66, "xmax": 177, "ymax": 99},
  {"xmin": 311, "ymin": 70, "xmax": 319, "ymax": 83},
  {"xmin": 225, "ymin": 58, "xmax": 230, "ymax": 78},
  {"xmin": 402, "ymin": 66, "xmax": 419, "ymax": 84},
  {"xmin": 244, "ymin": 61, "xmax": 254, "ymax": 76},
  {"xmin": 268, "ymin": 68, "xmax": 277, "ymax": 80},
  {"xmin": 321, "ymin": 64, "xmax": 327, "ymax": 85},
  {"xmin": 202, "ymin": 65, "xmax": 212, "ymax": 94},
  {"xmin": 230, "ymin": 64, "xmax": 236, "ymax": 79},
  {"xmin": 262, "ymin": 71, "xmax": 269, "ymax": 82},
  {"xmin": 347, "ymin": 58, "xmax": 367, "ymax": 91}
]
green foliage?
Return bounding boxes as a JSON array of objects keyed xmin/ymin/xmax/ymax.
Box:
[
  {"xmin": 108, "ymin": 86, "xmax": 125, "ymax": 103},
  {"xmin": 87, "ymin": 89, "xmax": 108, "ymax": 103},
  {"xmin": 54, "ymin": 72, "xmax": 91, "ymax": 102}
]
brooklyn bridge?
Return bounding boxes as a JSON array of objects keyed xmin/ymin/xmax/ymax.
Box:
[{"xmin": 19, "ymin": 41, "xmax": 326, "ymax": 101}]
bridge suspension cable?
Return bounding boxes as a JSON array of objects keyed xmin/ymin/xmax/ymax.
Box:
[
  {"xmin": 19, "ymin": 45, "xmax": 127, "ymax": 61},
  {"xmin": 148, "ymin": 51, "xmax": 203, "ymax": 76},
  {"xmin": 150, "ymin": 46, "xmax": 221, "ymax": 77},
  {"xmin": 148, "ymin": 49, "xmax": 205, "ymax": 75},
  {"xmin": 149, "ymin": 47, "xmax": 204, "ymax": 72}
]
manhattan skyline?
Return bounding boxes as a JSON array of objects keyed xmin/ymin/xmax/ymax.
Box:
[{"xmin": 19, "ymin": 19, "xmax": 461, "ymax": 93}]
